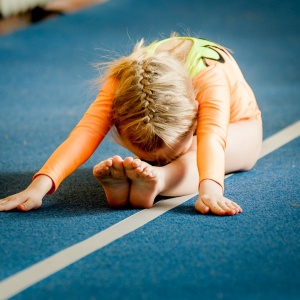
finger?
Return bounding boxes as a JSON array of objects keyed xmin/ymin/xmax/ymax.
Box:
[
  {"xmin": 201, "ymin": 196, "xmax": 227, "ymax": 216},
  {"xmin": 217, "ymin": 201, "xmax": 238, "ymax": 215},
  {"xmin": 195, "ymin": 197, "xmax": 211, "ymax": 214},
  {"xmin": 222, "ymin": 200, "xmax": 243, "ymax": 215},
  {"xmin": 230, "ymin": 201, "xmax": 243, "ymax": 213},
  {"xmin": 222, "ymin": 200, "xmax": 242, "ymax": 214},
  {"xmin": 210, "ymin": 204, "xmax": 227, "ymax": 216},
  {"xmin": 17, "ymin": 198, "xmax": 42, "ymax": 211},
  {"xmin": 0, "ymin": 198, "xmax": 8, "ymax": 205},
  {"xmin": 0, "ymin": 198, "xmax": 9, "ymax": 210},
  {"xmin": 0, "ymin": 196, "xmax": 26, "ymax": 211}
]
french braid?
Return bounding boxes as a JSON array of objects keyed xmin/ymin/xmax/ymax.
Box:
[
  {"xmin": 136, "ymin": 60, "xmax": 157, "ymax": 124},
  {"xmin": 105, "ymin": 39, "xmax": 198, "ymax": 155}
]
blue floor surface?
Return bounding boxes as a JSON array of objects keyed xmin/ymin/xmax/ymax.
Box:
[{"xmin": 0, "ymin": 0, "xmax": 300, "ymax": 299}]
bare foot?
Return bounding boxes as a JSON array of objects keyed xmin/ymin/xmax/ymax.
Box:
[
  {"xmin": 93, "ymin": 155, "xmax": 130, "ymax": 208},
  {"xmin": 123, "ymin": 157, "xmax": 161, "ymax": 208}
]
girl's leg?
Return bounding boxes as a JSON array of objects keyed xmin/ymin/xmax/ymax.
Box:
[
  {"xmin": 225, "ymin": 119, "xmax": 262, "ymax": 174},
  {"xmin": 93, "ymin": 119, "xmax": 262, "ymax": 209},
  {"xmin": 123, "ymin": 118, "xmax": 262, "ymax": 209},
  {"xmin": 123, "ymin": 137, "xmax": 199, "ymax": 208}
]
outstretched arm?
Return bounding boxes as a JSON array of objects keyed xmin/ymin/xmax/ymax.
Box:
[
  {"xmin": 194, "ymin": 65, "xmax": 242, "ymax": 215},
  {"xmin": 34, "ymin": 78, "xmax": 118, "ymax": 193},
  {"xmin": 0, "ymin": 78, "xmax": 119, "ymax": 211}
]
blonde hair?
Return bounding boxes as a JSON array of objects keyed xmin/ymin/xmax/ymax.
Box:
[{"xmin": 105, "ymin": 39, "xmax": 198, "ymax": 155}]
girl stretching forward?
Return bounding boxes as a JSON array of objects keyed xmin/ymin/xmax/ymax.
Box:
[{"xmin": 0, "ymin": 35, "xmax": 262, "ymax": 215}]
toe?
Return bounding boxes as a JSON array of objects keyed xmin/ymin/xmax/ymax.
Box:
[
  {"xmin": 93, "ymin": 159, "xmax": 112, "ymax": 176},
  {"xmin": 131, "ymin": 159, "xmax": 142, "ymax": 169},
  {"xmin": 112, "ymin": 156, "xmax": 124, "ymax": 171},
  {"xmin": 123, "ymin": 157, "xmax": 135, "ymax": 170},
  {"xmin": 142, "ymin": 165, "xmax": 154, "ymax": 177}
]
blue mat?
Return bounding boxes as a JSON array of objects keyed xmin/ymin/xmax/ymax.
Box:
[{"xmin": 0, "ymin": 0, "xmax": 299, "ymax": 299}]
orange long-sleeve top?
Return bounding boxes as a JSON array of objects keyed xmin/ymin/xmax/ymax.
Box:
[
  {"xmin": 34, "ymin": 38, "xmax": 261, "ymax": 193},
  {"xmin": 194, "ymin": 46, "xmax": 261, "ymax": 189},
  {"xmin": 33, "ymin": 78, "xmax": 119, "ymax": 193}
]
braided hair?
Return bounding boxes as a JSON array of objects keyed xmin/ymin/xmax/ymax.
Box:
[{"xmin": 106, "ymin": 39, "xmax": 197, "ymax": 154}]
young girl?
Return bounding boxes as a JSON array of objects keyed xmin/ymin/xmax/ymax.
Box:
[{"xmin": 0, "ymin": 34, "xmax": 262, "ymax": 216}]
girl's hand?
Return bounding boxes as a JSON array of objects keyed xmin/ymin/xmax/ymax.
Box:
[
  {"xmin": 195, "ymin": 179, "xmax": 242, "ymax": 216},
  {"xmin": 0, "ymin": 175, "xmax": 52, "ymax": 212},
  {"xmin": 195, "ymin": 194, "xmax": 242, "ymax": 216}
]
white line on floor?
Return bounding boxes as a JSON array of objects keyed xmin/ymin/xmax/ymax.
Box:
[{"xmin": 0, "ymin": 120, "xmax": 299, "ymax": 300}]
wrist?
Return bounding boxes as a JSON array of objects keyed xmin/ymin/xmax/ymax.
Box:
[
  {"xmin": 28, "ymin": 175, "xmax": 53, "ymax": 196},
  {"xmin": 199, "ymin": 179, "xmax": 223, "ymax": 196}
]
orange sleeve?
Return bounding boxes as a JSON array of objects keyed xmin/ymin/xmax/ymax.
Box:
[
  {"xmin": 33, "ymin": 78, "xmax": 119, "ymax": 193},
  {"xmin": 194, "ymin": 64, "xmax": 230, "ymax": 191}
]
